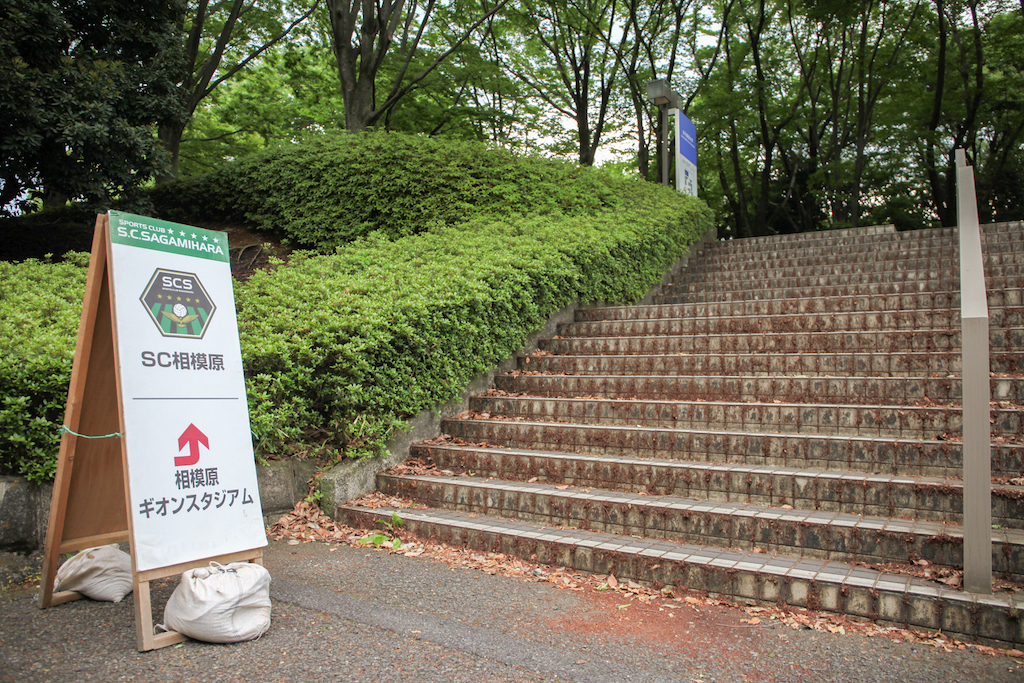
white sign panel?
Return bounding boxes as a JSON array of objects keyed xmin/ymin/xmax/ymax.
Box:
[
  {"xmin": 107, "ymin": 210, "xmax": 266, "ymax": 572},
  {"xmin": 674, "ymin": 109, "xmax": 698, "ymax": 197}
]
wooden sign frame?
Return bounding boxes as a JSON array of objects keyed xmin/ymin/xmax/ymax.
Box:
[{"xmin": 38, "ymin": 214, "xmax": 263, "ymax": 651}]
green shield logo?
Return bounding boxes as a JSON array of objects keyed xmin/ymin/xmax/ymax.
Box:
[{"xmin": 140, "ymin": 269, "xmax": 216, "ymax": 339}]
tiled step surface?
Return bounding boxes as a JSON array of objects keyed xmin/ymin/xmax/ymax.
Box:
[
  {"xmin": 680, "ymin": 244, "xmax": 1024, "ymax": 276},
  {"xmin": 345, "ymin": 223, "xmax": 1024, "ymax": 646},
  {"xmin": 679, "ymin": 263, "xmax": 1024, "ymax": 288},
  {"xmin": 687, "ymin": 245, "xmax": 1024, "ymax": 273},
  {"xmin": 375, "ymin": 473, "xmax": 1024, "ymax": 580},
  {"xmin": 540, "ymin": 329, "xmax": 1024, "ymax": 354},
  {"xmin": 522, "ymin": 350, "xmax": 975, "ymax": 376},
  {"xmin": 494, "ymin": 373, "xmax": 1024, "ymax": 404},
  {"xmin": 577, "ymin": 292, "xmax": 1024, "ymax": 323},
  {"xmin": 655, "ymin": 281, "xmax": 1024, "ymax": 304},
  {"xmin": 466, "ymin": 395, "xmax": 1024, "ymax": 439},
  {"xmin": 660, "ymin": 271, "xmax": 1024, "ymax": 298},
  {"xmin": 698, "ymin": 223, "xmax": 1021, "ymax": 257},
  {"xmin": 409, "ymin": 444, "xmax": 1024, "ymax": 528},
  {"xmin": 440, "ymin": 418, "xmax": 1024, "ymax": 478},
  {"xmin": 562, "ymin": 309, "xmax": 962, "ymax": 333}
]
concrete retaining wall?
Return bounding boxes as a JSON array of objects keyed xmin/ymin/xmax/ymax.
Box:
[{"xmin": 0, "ymin": 458, "xmax": 317, "ymax": 554}]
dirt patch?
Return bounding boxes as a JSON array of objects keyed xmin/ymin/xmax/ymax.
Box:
[
  {"xmin": 547, "ymin": 585, "xmax": 752, "ymax": 655},
  {"xmin": 188, "ymin": 221, "xmax": 292, "ymax": 281}
]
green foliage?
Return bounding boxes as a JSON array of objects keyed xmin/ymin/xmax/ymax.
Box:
[
  {"xmin": 176, "ymin": 44, "xmax": 345, "ymax": 178},
  {"xmin": 0, "ymin": 0, "xmax": 187, "ymax": 213},
  {"xmin": 0, "ymin": 254, "xmax": 89, "ymax": 482},
  {"xmin": 359, "ymin": 513, "xmax": 404, "ymax": 549},
  {"xmin": 150, "ymin": 131, "xmax": 627, "ymax": 249},
  {"xmin": 236, "ymin": 184, "xmax": 710, "ymax": 460},
  {"xmin": 0, "ymin": 157, "xmax": 712, "ymax": 481}
]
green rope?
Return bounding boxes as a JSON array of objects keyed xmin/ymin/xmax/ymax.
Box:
[{"xmin": 60, "ymin": 425, "xmax": 122, "ymax": 439}]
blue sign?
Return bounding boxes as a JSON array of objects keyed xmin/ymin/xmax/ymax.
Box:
[{"xmin": 678, "ymin": 111, "xmax": 697, "ymax": 165}]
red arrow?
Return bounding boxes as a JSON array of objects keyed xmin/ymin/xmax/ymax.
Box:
[{"xmin": 176, "ymin": 423, "xmax": 208, "ymax": 466}]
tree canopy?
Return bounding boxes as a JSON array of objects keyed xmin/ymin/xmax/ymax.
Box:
[
  {"xmin": 3, "ymin": 0, "xmax": 1023, "ymax": 232},
  {"xmin": 0, "ymin": 0, "xmax": 186, "ymax": 213}
]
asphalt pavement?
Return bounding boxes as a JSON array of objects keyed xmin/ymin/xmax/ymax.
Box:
[{"xmin": 1, "ymin": 539, "xmax": 1022, "ymax": 682}]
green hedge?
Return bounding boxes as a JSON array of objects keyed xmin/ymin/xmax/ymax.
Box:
[
  {"xmin": 238, "ymin": 185, "xmax": 711, "ymax": 460},
  {"xmin": 1, "ymin": 176, "xmax": 712, "ymax": 483},
  {"xmin": 0, "ymin": 254, "xmax": 90, "ymax": 482},
  {"xmin": 149, "ymin": 132, "xmax": 628, "ymax": 250}
]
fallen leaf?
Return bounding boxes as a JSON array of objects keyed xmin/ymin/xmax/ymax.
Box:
[{"xmin": 607, "ymin": 574, "xmax": 619, "ymax": 589}]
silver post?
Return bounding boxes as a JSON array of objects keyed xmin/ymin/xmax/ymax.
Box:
[
  {"xmin": 661, "ymin": 105, "xmax": 669, "ymax": 187},
  {"xmin": 956, "ymin": 148, "xmax": 993, "ymax": 595}
]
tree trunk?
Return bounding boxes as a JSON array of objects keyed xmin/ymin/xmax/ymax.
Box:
[
  {"xmin": 342, "ymin": 76, "xmax": 378, "ymax": 132},
  {"xmin": 42, "ymin": 187, "xmax": 68, "ymax": 209},
  {"xmin": 156, "ymin": 120, "xmax": 185, "ymax": 184}
]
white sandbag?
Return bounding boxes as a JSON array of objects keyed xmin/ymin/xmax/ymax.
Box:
[
  {"xmin": 162, "ymin": 562, "xmax": 271, "ymax": 643},
  {"xmin": 54, "ymin": 544, "xmax": 133, "ymax": 602}
]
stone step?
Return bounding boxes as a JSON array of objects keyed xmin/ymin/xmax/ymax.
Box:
[
  {"xmin": 696, "ymin": 231, "xmax": 1024, "ymax": 261},
  {"xmin": 409, "ymin": 444, "xmax": 1024, "ymax": 527},
  {"xmin": 372, "ymin": 474, "xmax": 1024, "ymax": 580},
  {"xmin": 493, "ymin": 373, "xmax": 1024, "ymax": 404},
  {"xmin": 666, "ymin": 267, "xmax": 1024, "ymax": 292},
  {"xmin": 579, "ymin": 289, "xmax": 1024, "ymax": 322},
  {"xmin": 440, "ymin": 418, "xmax": 1024, "ymax": 478},
  {"xmin": 539, "ymin": 329, "xmax": 1024, "ymax": 355},
  {"xmin": 338, "ymin": 504, "xmax": 1024, "ymax": 647},
  {"xmin": 466, "ymin": 395, "xmax": 1024, "ymax": 439},
  {"xmin": 654, "ymin": 280, "xmax": 1023, "ymax": 304},
  {"xmin": 671, "ymin": 268, "xmax": 1024, "ymax": 292},
  {"xmin": 562, "ymin": 310, "xmax": 957, "ymax": 334},
  {"xmin": 685, "ymin": 252, "xmax": 1024, "ymax": 280},
  {"xmin": 705, "ymin": 223, "xmax": 1020, "ymax": 257},
  {"xmin": 702, "ymin": 236, "xmax": 1024, "ymax": 263},
  {"xmin": 522, "ymin": 350, "xmax": 1024, "ymax": 375},
  {"xmin": 522, "ymin": 351, "xmax": 979, "ymax": 376},
  {"xmin": 708, "ymin": 224, "xmax": 894, "ymax": 249}
]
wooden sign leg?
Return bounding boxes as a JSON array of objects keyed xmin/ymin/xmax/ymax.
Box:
[
  {"xmin": 134, "ymin": 575, "xmax": 186, "ymax": 651},
  {"xmin": 40, "ymin": 216, "xmax": 128, "ymax": 608}
]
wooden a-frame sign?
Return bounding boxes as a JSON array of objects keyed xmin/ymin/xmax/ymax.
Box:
[{"xmin": 39, "ymin": 212, "xmax": 267, "ymax": 651}]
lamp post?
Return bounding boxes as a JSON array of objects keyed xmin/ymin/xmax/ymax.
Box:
[{"xmin": 646, "ymin": 79, "xmax": 681, "ymax": 187}]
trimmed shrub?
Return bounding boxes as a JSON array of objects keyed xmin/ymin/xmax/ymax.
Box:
[
  {"xmin": 149, "ymin": 131, "xmax": 629, "ymax": 249},
  {"xmin": 1, "ymin": 146, "xmax": 713, "ymax": 481},
  {"xmin": 0, "ymin": 254, "xmax": 89, "ymax": 482},
  {"xmin": 238, "ymin": 185, "xmax": 711, "ymax": 460}
]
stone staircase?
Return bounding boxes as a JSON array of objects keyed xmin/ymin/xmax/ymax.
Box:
[{"xmin": 339, "ymin": 222, "xmax": 1024, "ymax": 646}]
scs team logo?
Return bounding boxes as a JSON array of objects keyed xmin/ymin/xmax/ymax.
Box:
[{"xmin": 140, "ymin": 269, "xmax": 216, "ymax": 339}]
